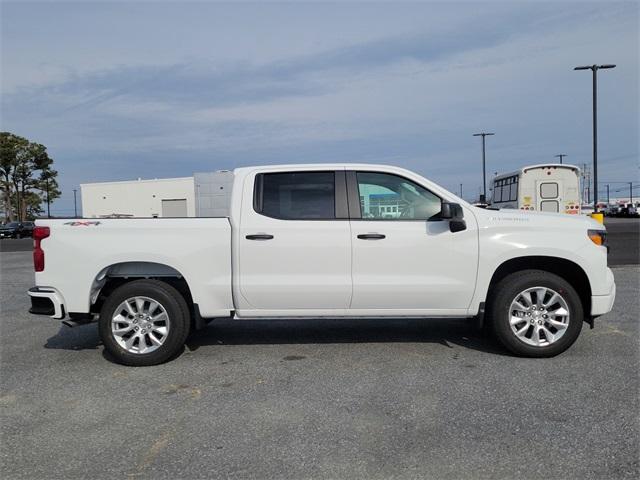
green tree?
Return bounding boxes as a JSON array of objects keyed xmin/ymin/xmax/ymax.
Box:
[{"xmin": 0, "ymin": 132, "xmax": 61, "ymax": 221}]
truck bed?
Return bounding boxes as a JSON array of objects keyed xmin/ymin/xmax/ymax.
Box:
[{"xmin": 34, "ymin": 218, "xmax": 233, "ymax": 317}]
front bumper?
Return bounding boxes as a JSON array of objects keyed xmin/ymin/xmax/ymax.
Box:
[
  {"xmin": 28, "ymin": 287, "xmax": 66, "ymax": 319},
  {"xmin": 590, "ymin": 268, "xmax": 616, "ymax": 316}
]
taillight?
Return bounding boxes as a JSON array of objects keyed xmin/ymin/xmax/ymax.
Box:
[{"xmin": 33, "ymin": 226, "xmax": 50, "ymax": 272}]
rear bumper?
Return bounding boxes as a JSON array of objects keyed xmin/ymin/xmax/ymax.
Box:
[
  {"xmin": 590, "ymin": 268, "xmax": 616, "ymax": 316},
  {"xmin": 28, "ymin": 287, "xmax": 66, "ymax": 319}
]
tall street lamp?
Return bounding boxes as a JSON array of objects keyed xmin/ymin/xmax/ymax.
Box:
[
  {"xmin": 555, "ymin": 154, "xmax": 567, "ymax": 164},
  {"xmin": 574, "ymin": 64, "xmax": 616, "ymax": 211},
  {"xmin": 473, "ymin": 132, "xmax": 495, "ymax": 203}
]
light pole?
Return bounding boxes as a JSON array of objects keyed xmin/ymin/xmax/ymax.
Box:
[
  {"xmin": 574, "ymin": 64, "xmax": 616, "ymax": 212},
  {"xmin": 473, "ymin": 132, "xmax": 495, "ymax": 203},
  {"xmin": 555, "ymin": 154, "xmax": 567, "ymax": 164},
  {"xmin": 73, "ymin": 189, "xmax": 78, "ymax": 218}
]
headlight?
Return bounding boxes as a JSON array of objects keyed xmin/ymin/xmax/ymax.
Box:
[{"xmin": 588, "ymin": 229, "xmax": 607, "ymax": 247}]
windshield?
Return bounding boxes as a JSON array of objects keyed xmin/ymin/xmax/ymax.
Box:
[{"xmin": 5, "ymin": 222, "xmax": 19, "ymax": 228}]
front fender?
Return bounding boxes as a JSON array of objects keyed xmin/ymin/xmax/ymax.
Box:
[{"xmin": 469, "ymin": 227, "xmax": 607, "ymax": 314}]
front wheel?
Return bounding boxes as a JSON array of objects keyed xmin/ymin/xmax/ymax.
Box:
[
  {"xmin": 487, "ymin": 270, "xmax": 583, "ymax": 357},
  {"xmin": 99, "ymin": 280, "xmax": 191, "ymax": 366}
]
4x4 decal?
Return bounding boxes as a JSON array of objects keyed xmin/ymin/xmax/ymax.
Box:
[{"xmin": 63, "ymin": 221, "xmax": 101, "ymax": 227}]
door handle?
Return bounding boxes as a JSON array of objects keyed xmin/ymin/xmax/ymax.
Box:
[
  {"xmin": 357, "ymin": 233, "xmax": 386, "ymax": 240},
  {"xmin": 246, "ymin": 234, "xmax": 274, "ymax": 240}
]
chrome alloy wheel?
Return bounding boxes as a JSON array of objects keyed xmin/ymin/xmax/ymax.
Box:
[
  {"xmin": 111, "ymin": 296, "xmax": 170, "ymax": 354},
  {"xmin": 508, "ymin": 286, "xmax": 570, "ymax": 347}
]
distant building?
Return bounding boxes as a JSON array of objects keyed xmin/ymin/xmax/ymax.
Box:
[
  {"xmin": 80, "ymin": 171, "xmax": 234, "ymax": 218},
  {"xmin": 81, "ymin": 177, "xmax": 196, "ymax": 218}
]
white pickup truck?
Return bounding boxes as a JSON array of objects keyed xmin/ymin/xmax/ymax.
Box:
[{"xmin": 29, "ymin": 164, "xmax": 615, "ymax": 365}]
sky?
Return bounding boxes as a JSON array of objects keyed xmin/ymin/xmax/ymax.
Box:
[{"xmin": 1, "ymin": 0, "xmax": 638, "ymax": 215}]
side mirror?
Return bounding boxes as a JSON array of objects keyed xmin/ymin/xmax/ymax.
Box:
[{"xmin": 441, "ymin": 202, "xmax": 466, "ymax": 233}]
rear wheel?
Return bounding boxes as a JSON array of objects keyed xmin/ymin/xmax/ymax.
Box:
[
  {"xmin": 487, "ymin": 270, "xmax": 583, "ymax": 357},
  {"xmin": 99, "ymin": 279, "xmax": 191, "ymax": 366}
]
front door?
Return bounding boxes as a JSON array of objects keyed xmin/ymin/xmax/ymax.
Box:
[
  {"xmin": 537, "ymin": 180, "xmax": 563, "ymax": 212},
  {"xmin": 349, "ymin": 171, "xmax": 478, "ymax": 314},
  {"xmin": 237, "ymin": 170, "xmax": 352, "ymax": 315}
]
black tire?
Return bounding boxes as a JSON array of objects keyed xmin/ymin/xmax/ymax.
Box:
[
  {"xmin": 487, "ymin": 269, "xmax": 583, "ymax": 357},
  {"xmin": 99, "ymin": 279, "xmax": 191, "ymax": 366}
]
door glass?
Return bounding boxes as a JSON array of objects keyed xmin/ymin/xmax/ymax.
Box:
[
  {"xmin": 510, "ymin": 181, "xmax": 518, "ymax": 201},
  {"xmin": 493, "ymin": 184, "xmax": 502, "ymax": 203},
  {"xmin": 540, "ymin": 182, "xmax": 559, "ymax": 199},
  {"xmin": 501, "ymin": 179, "xmax": 511, "ymax": 202},
  {"xmin": 260, "ymin": 172, "xmax": 335, "ymax": 220},
  {"xmin": 357, "ymin": 172, "xmax": 440, "ymax": 220}
]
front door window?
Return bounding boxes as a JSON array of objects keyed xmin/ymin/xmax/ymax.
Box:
[{"xmin": 356, "ymin": 172, "xmax": 441, "ymax": 220}]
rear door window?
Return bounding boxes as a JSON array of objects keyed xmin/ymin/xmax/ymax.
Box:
[{"xmin": 256, "ymin": 171, "xmax": 336, "ymax": 220}]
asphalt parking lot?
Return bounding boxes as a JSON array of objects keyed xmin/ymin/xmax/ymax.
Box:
[
  {"xmin": 1, "ymin": 247, "xmax": 639, "ymax": 478},
  {"xmin": 604, "ymin": 217, "xmax": 640, "ymax": 265}
]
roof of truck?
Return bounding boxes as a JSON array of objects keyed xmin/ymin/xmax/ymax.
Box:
[{"xmin": 234, "ymin": 163, "xmax": 400, "ymax": 172}]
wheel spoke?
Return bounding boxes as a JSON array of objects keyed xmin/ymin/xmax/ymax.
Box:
[
  {"xmin": 147, "ymin": 300, "xmax": 159, "ymax": 315},
  {"xmin": 510, "ymin": 315, "xmax": 525, "ymax": 326},
  {"xmin": 512, "ymin": 303, "xmax": 528, "ymax": 313},
  {"xmin": 137, "ymin": 334, "xmax": 147, "ymax": 353},
  {"xmin": 520, "ymin": 292, "xmax": 533, "ymax": 307},
  {"xmin": 135, "ymin": 298, "xmax": 146, "ymax": 314},
  {"xmin": 547, "ymin": 318, "xmax": 568, "ymax": 330},
  {"xmin": 124, "ymin": 334, "xmax": 137, "ymax": 350},
  {"xmin": 550, "ymin": 307, "xmax": 569, "ymax": 317},
  {"xmin": 534, "ymin": 288, "xmax": 547, "ymax": 306},
  {"xmin": 151, "ymin": 312, "xmax": 168, "ymax": 323},
  {"xmin": 152, "ymin": 325, "xmax": 168, "ymax": 336},
  {"xmin": 149, "ymin": 332, "xmax": 163, "ymax": 346},
  {"xmin": 543, "ymin": 293, "xmax": 559, "ymax": 308},
  {"xmin": 531, "ymin": 327, "xmax": 541, "ymax": 345},
  {"xmin": 125, "ymin": 301, "xmax": 136, "ymax": 316},
  {"xmin": 541, "ymin": 326, "xmax": 555, "ymax": 343},
  {"xmin": 515, "ymin": 324, "xmax": 529, "ymax": 337},
  {"xmin": 112, "ymin": 314, "xmax": 131, "ymax": 326},
  {"xmin": 113, "ymin": 325, "xmax": 134, "ymax": 335}
]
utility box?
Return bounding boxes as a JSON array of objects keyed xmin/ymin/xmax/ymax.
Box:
[{"xmin": 194, "ymin": 170, "xmax": 234, "ymax": 217}]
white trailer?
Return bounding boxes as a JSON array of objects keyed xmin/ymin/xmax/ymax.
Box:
[{"xmin": 490, "ymin": 164, "xmax": 581, "ymax": 214}]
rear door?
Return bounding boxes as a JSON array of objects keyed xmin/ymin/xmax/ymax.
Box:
[
  {"xmin": 537, "ymin": 180, "xmax": 563, "ymax": 212},
  {"xmin": 348, "ymin": 170, "xmax": 478, "ymax": 314},
  {"xmin": 237, "ymin": 169, "xmax": 352, "ymax": 314}
]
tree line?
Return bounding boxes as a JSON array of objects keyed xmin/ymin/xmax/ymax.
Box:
[{"xmin": 0, "ymin": 132, "xmax": 61, "ymax": 222}]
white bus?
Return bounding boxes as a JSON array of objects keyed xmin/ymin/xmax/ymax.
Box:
[{"xmin": 490, "ymin": 164, "xmax": 581, "ymax": 214}]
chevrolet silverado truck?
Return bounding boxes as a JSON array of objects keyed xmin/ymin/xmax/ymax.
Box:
[{"xmin": 28, "ymin": 164, "xmax": 616, "ymax": 366}]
